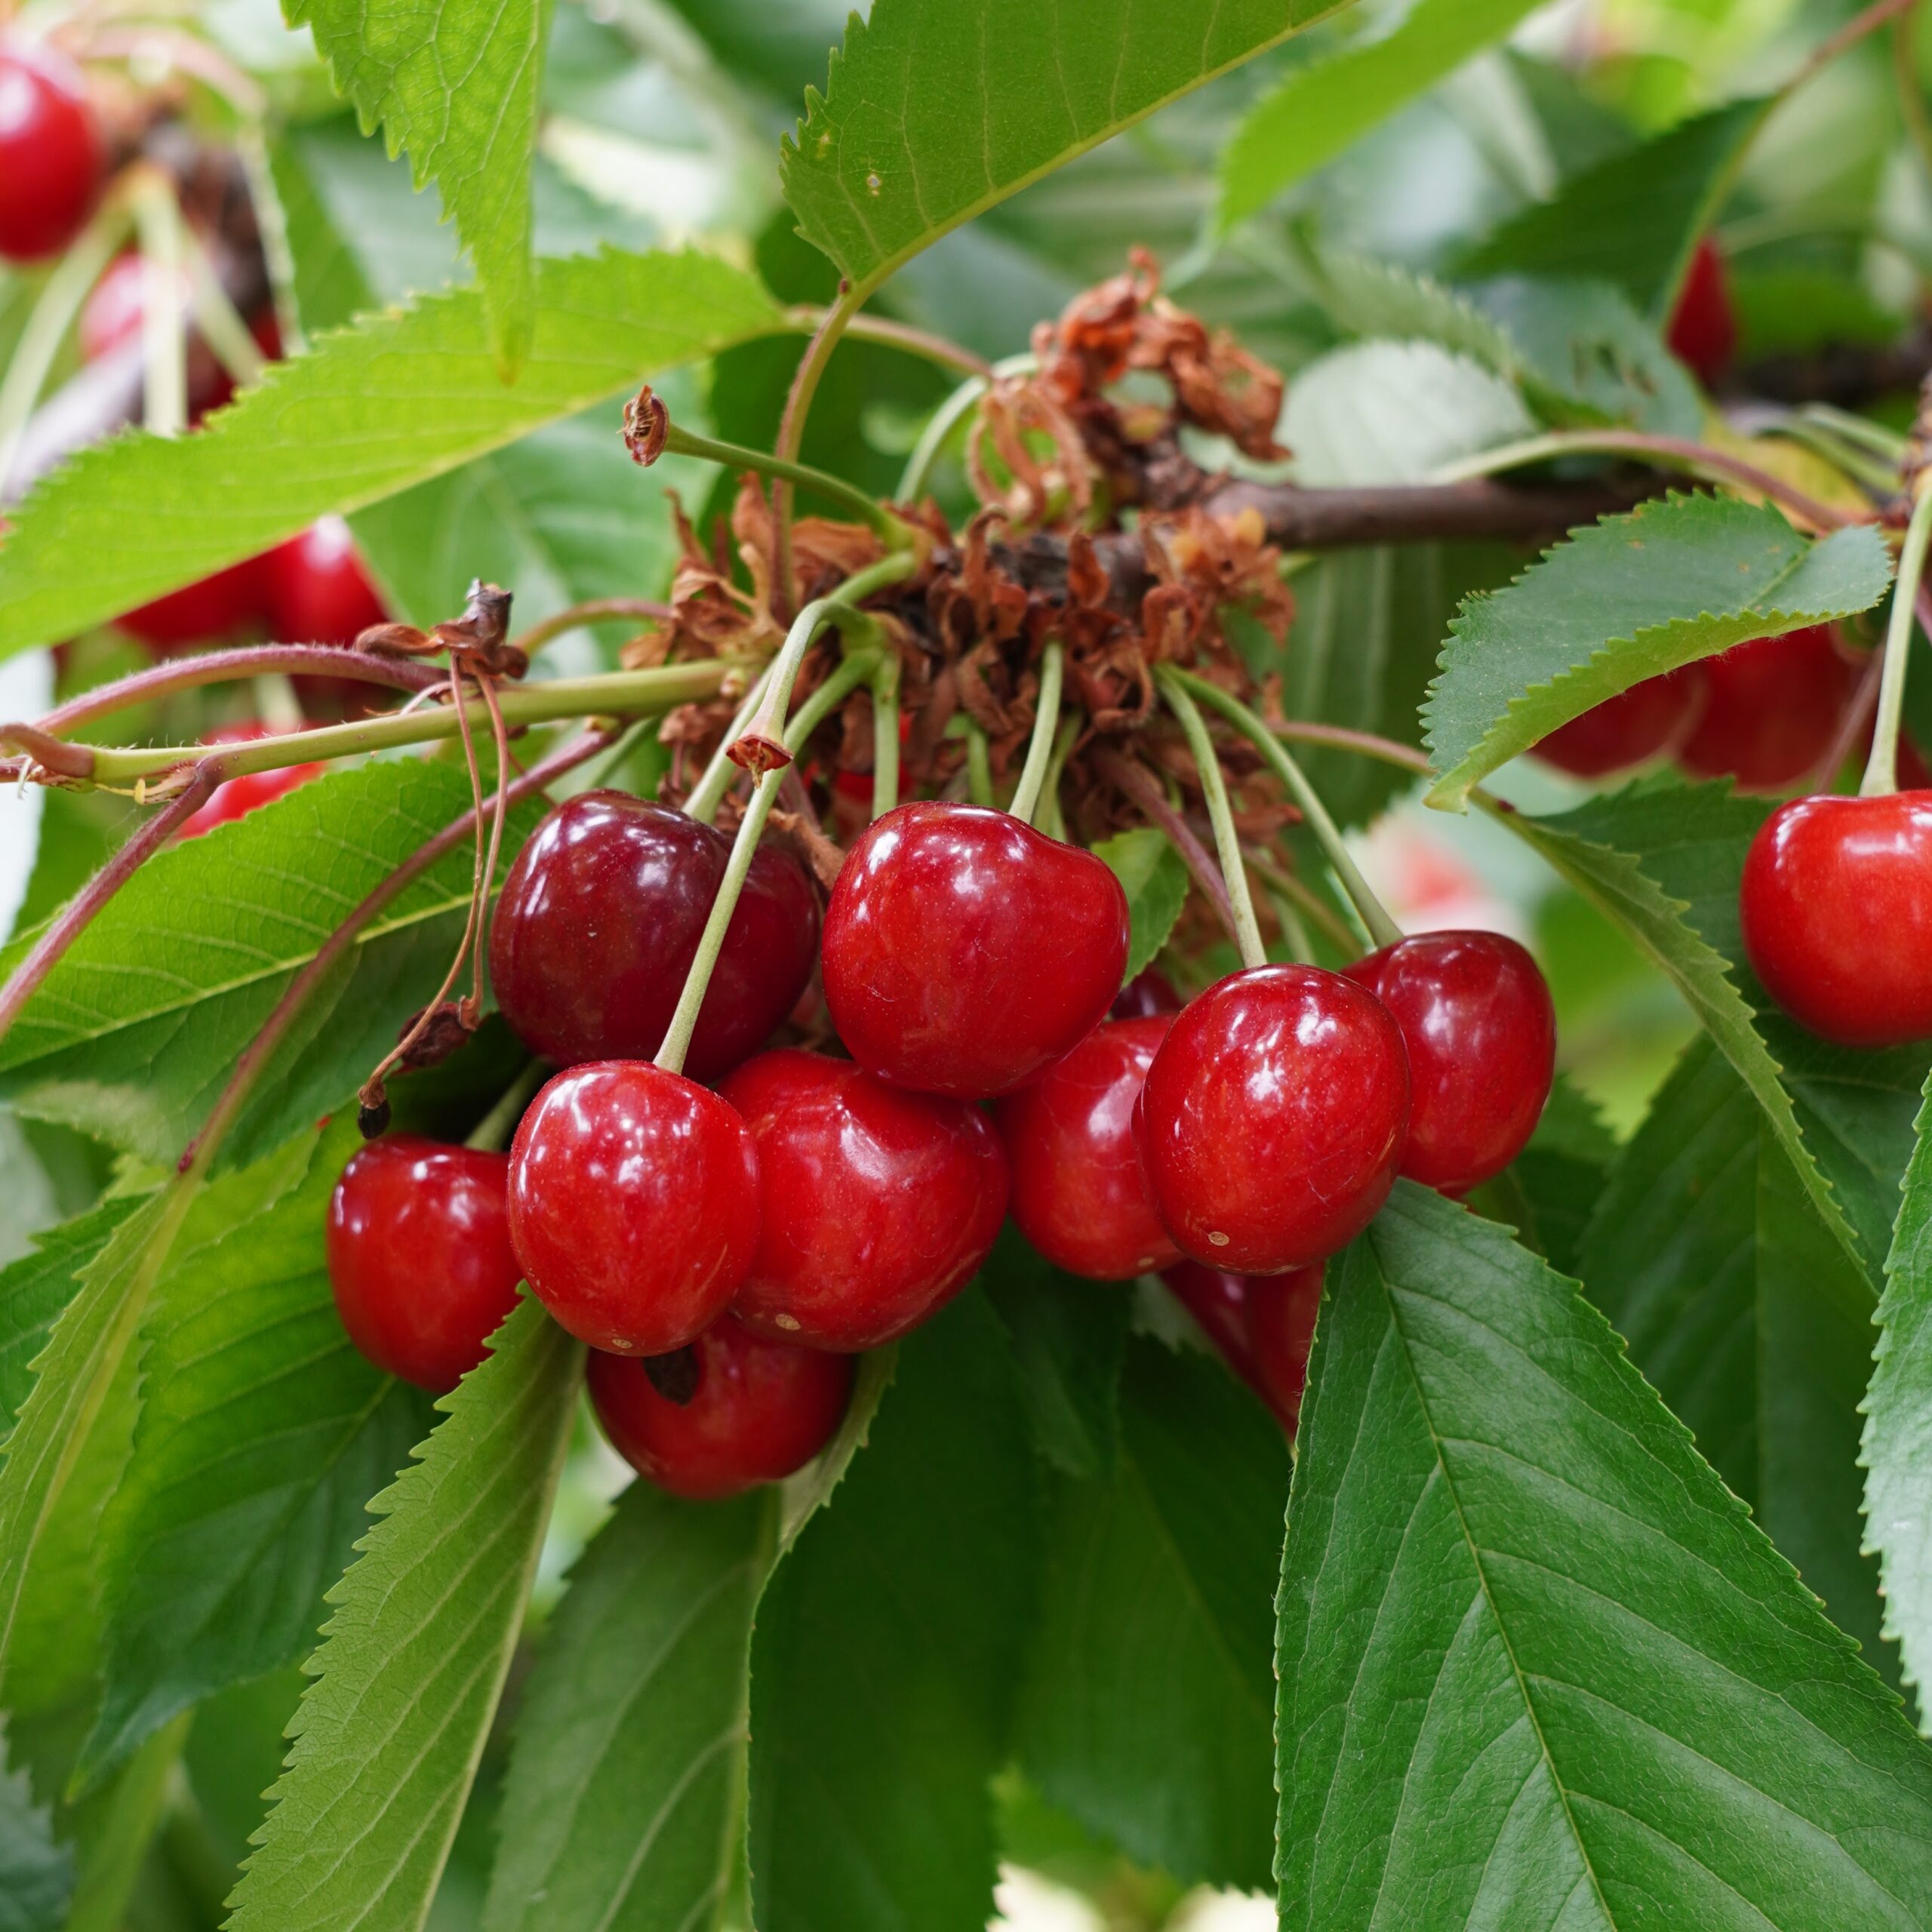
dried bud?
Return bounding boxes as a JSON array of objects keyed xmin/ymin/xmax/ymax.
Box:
[
  {"xmin": 392, "ymin": 1000, "xmax": 476, "ymax": 1073},
  {"xmin": 643, "ymin": 1346, "xmax": 700, "ymax": 1405},
  {"xmin": 623, "ymin": 385, "xmax": 670, "ymax": 466},
  {"xmin": 727, "ymin": 731, "xmax": 794, "ymax": 777},
  {"xmin": 357, "ymin": 1086, "xmax": 391, "ymax": 1139}
]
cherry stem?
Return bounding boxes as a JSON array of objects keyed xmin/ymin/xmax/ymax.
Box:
[
  {"xmin": 182, "ymin": 226, "xmax": 265, "ymax": 390},
  {"xmin": 686, "ymin": 661, "xmax": 777, "ymax": 826},
  {"xmin": 658, "ymin": 412, "xmax": 908, "ymax": 548},
  {"xmin": 959, "ymin": 718, "xmax": 995, "ymax": 808},
  {"xmin": 654, "ymin": 650, "xmax": 878, "ymax": 1078},
  {"xmin": 773, "ymin": 285, "xmax": 864, "ymax": 616},
  {"xmin": 509, "ymin": 598, "xmax": 674, "ymax": 660},
  {"xmin": 177, "ymin": 727, "xmax": 616, "ymax": 1174},
  {"xmin": 465, "ymin": 1059, "xmax": 551, "ymax": 1152},
  {"xmin": 1243, "ymin": 846, "xmax": 1361, "ymax": 956},
  {"xmin": 1037, "ymin": 714, "xmax": 1080, "ymax": 842},
  {"xmin": 1008, "ymin": 642, "xmax": 1065, "ymax": 826},
  {"xmin": 131, "ymin": 170, "xmax": 189, "ymax": 439},
  {"xmin": 1165, "ymin": 668, "xmax": 1404, "ymax": 952},
  {"xmin": 896, "ymin": 352, "xmax": 1039, "ymax": 503},
  {"xmin": 1431, "ymin": 430, "xmax": 1857, "ymax": 533},
  {"xmin": 1154, "ymin": 672, "xmax": 1268, "ymax": 970},
  {"xmin": 1860, "ymin": 477, "xmax": 1932, "ymax": 794},
  {"xmin": 0, "ymin": 767, "xmax": 219, "ymax": 1052},
  {"xmin": 1093, "ymin": 746, "xmax": 1241, "ymax": 946},
  {"xmin": 871, "ymin": 651, "xmax": 902, "ymax": 820},
  {"xmin": 37, "ymin": 659, "xmax": 740, "ymax": 792},
  {"xmin": 797, "ymin": 308, "xmax": 993, "ymax": 382}
]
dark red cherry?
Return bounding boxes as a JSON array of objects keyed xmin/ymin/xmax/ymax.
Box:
[
  {"xmin": 1677, "ymin": 626, "xmax": 1854, "ymax": 791},
  {"xmin": 1244, "ymin": 1266, "xmax": 1323, "ymax": 1427},
  {"xmin": 1161, "ymin": 1260, "xmax": 1300, "ymax": 1424},
  {"xmin": 325, "ymin": 1136, "xmax": 522, "ymax": 1391},
  {"xmin": 1740, "ymin": 791, "xmax": 1932, "ymax": 1048},
  {"xmin": 998, "ymin": 1017, "xmax": 1180, "ymax": 1280},
  {"xmin": 507, "ymin": 1061, "xmax": 759, "ymax": 1355},
  {"xmin": 490, "ymin": 793, "xmax": 819, "ymax": 1083},
  {"xmin": 1345, "ymin": 931, "xmax": 1555, "ymax": 1195},
  {"xmin": 0, "ymin": 43, "xmax": 102, "ymax": 263},
  {"xmin": 263, "ymin": 518, "xmax": 389, "ymax": 645},
  {"xmin": 1111, "ymin": 964, "xmax": 1183, "ymax": 1020},
  {"xmin": 1667, "ymin": 237, "xmax": 1737, "ymax": 387},
  {"xmin": 118, "ymin": 559, "xmax": 266, "ymax": 651},
  {"xmin": 586, "ymin": 1317, "xmax": 853, "ymax": 1500},
  {"xmin": 1533, "ymin": 668, "xmax": 1706, "ymax": 778},
  {"xmin": 821, "ymin": 801, "xmax": 1130, "ymax": 1099},
  {"xmin": 1136, "ymin": 964, "xmax": 1410, "ymax": 1274},
  {"xmin": 177, "ymin": 724, "xmax": 323, "ymax": 838},
  {"xmin": 718, "ymin": 1049, "xmax": 1008, "ymax": 1351}
]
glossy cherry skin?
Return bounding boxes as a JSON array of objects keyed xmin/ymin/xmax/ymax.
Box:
[
  {"xmin": 177, "ymin": 724, "xmax": 323, "ymax": 839},
  {"xmin": 1345, "ymin": 931, "xmax": 1555, "ymax": 1195},
  {"xmin": 1161, "ymin": 1260, "xmax": 1306, "ymax": 1426},
  {"xmin": 1740, "ymin": 791, "xmax": 1932, "ymax": 1048},
  {"xmin": 821, "ymin": 801, "xmax": 1130, "ymax": 1099},
  {"xmin": 1136, "ymin": 964, "xmax": 1410, "ymax": 1274},
  {"xmin": 719, "ymin": 1049, "xmax": 1008, "ymax": 1351},
  {"xmin": 0, "ymin": 44, "xmax": 102, "ymax": 263},
  {"xmin": 1111, "ymin": 964, "xmax": 1183, "ymax": 1020},
  {"xmin": 1533, "ymin": 668, "xmax": 1706, "ymax": 779},
  {"xmin": 263, "ymin": 518, "xmax": 388, "ymax": 645},
  {"xmin": 506, "ymin": 1061, "xmax": 760, "ymax": 1355},
  {"xmin": 586, "ymin": 1317, "xmax": 853, "ymax": 1500},
  {"xmin": 491, "ymin": 793, "xmax": 819, "ymax": 1083},
  {"xmin": 998, "ymin": 1017, "xmax": 1180, "ymax": 1280},
  {"xmin": 118, "ymin": 559, "xmax": 266, "ymax": 651},
  {"xmin": 1667, "ymin": 237, "xmax": 1737, "ymax": 387},
  {"xmin": 326, "ymin": 1136, "xmax": 523, "ymax": 1391},
  {"xmin": 1677, "ymin": 626, "xmax": 1854, "ymax": 791},
  {"xmin": 1245, "ymin": 1266, "xmax": 1324, "ymax": 1427}
]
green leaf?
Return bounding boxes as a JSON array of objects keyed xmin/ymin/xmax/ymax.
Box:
[
  {"xmin": 0, "ymin": 1198, "xmax": 142, "ymax": 1438},
  {"xmin": 0, "ymin": 1742, "xmax": 72, "ymax": 1932},
  {"xmin": 0, "ymin": 249, "xmax": 783, "ymax": 659},
  {"xmin": 1216, "ymin": 0, "xmax": 1546, "ymax": 232},
  {"xmin": 1460, "ymin": 99, "xmax": 1769, "ymax": 315},
  {"xmin": 748, "ymin": 1292, "xmax": 1038, "ymax": 1932},
  {"xmin": 266, "ymin": 133, "xmax": 379, "ymax": 337},
  {"xmin": 226, "ymin": 1297, "xmax": 582, "ymax": 1932},
  {"xmin": 286, "ymin": 0, "xmax": 552, "ymax": 372},
  {"xmin": 1017, "ymin": 1338, "xmax": 1287, "ymax": 1891},
  {"xmin": 1425, "ymin": 497, "xmax": 1893, "ymax": 809},
  {"xmin": 1277, "ymin": 1182, "xmax": 1932, "ymax": 1927},
  {"xmin": 779, "ymin": 0, "xmax": 1350, "ymax": 295},
  {"xmin": 981, "ymin": 1224, "xmax": 1130, "ymax": 1480},
  {"xmin": 1091, "ymin": 828, "xmax": 1189, "ymax": 983},
  {"xmin": 1500, "ymin": 1073, "xmax": 1614, "ymax": 1278},
  {"xmin": 62, "ymin": 1713, "xmax": 189, "ymax": 1932},
  {"xmin": 1865, "ymin": 1072, "xmax": 1932, "ymax": 1721},
  {"xmin": 481, "ymin": 1481, "xmax": 773, "ymax": 1932},
  {"xmin": 0, "ymin": 760, "xmax": 538, "ymax": 1169},
  {"xmin": 1581, "ymin": 1038, "xmax": 1894, "ymax": 1678},
  {"xmin": 78, "ymin": 1121, "xmax": 433, "ymax": 1783}
]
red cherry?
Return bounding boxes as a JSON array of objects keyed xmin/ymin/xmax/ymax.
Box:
[
  {"xmin": 118, "ymin": 558, "xmax": 266, "ymax": 651},
  {"xmin": 177, "ymin": 724, "xmax": 323, "ymax": 838},
  {"xmin": 586, "ymin": 1317, "xmax": 853, "ymax": 1500},
  {"xmin": 1344, "ymin": 931, "xmax": 1555, "ymax": 1195},
  {"xmin": 1163, "ymin": 1261, "xmax": 1260, "ymax": 1383},
  {"xmin": 718, "ymin": 1048, "xmax": 1008, "ymax": 1351},
  {"xmin": 1740, "ymin": 791, "xmax": 1932, "ymax": 1048},
  {"xmin": 506, "ymin": 1061, "xmax": 760, "ymax": 1355},
  {"xmin": 1677, "ymin": 626, "xmax": 1854, "ymax": 792},
  {"xmin": 1136, "ymin": 964, "xmax": 1410, "ymax": 1274},
  {"xmin": 1111, "ymin": 964, "xmax": 1183, "ymax": 1020},
  {"xmin": 325, "ymin": 1136, "xmax": 523, "ymax": 1391},
  {"xmin": 1533, "ymin": 668, "xmax": 1707, "ymax": 779},
  {"xmin": 0, "ymin": 43, "xmax": 102, "ymax": 263},
  {"xmin": 490, "ymin": 793, "xmax": 820, "ymax": 1084},
  {"xmin": 1244, "ymin": 1266, "xmax": 1323, "ymax": 1426},
  {"xmin": 263, "ymin": 518, "xmax": 389, "ymax": 645},
  {"xmin": 1667, "ymin": 237, "xmax": 1737, "ymax": 387},
  {"xmin": 822, "ymin": 801, "xmax": 1130, "ymax": 1099},
  {"xmin": 998, "ymin": 1017, "xmax": 1180, "ymax": 1280}
]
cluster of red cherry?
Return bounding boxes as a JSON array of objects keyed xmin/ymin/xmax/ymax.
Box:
[{"xmin": 326, "ymin": 787, "xmax": 1558, "ymax": 1500}]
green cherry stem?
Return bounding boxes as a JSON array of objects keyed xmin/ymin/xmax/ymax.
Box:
[
  {"xmin": 871, "ymin": 650, "xmax": 902, "ymax": 820},
  {"xmin": 657, "ymin": 414, "xmax": 907, "ymax": 544},
  {"xmin": 1036, "ymin": 713, "xmax": 1080, "ymax": 841},
  {"xmin": 654, "ymin": 648, "xmax": 878, "ymax": 1078},
  {"xmin": 1008, "ymin": 641, "xmax": 1066, "ymax": 826},
  {"xmin": 464, "ymin": 1059, "xmax": 551, "ymax": 1152},
  {"xmin": 1164, "ymin": 668, "xmax": 1404, "ymax": 951},
  {"xmin": 896, "ymin": 352, "xmax": 1038, "ymax": 503},
  {"xmin": 953, "ymin": 715, "xmax": 996, "ymax": 808},
  {"xmin": 1862, "ymin": 475, "xmax": 1932, "ymax": 795},
  {"xmin": 1155, "ymin": 669, "xmax": 1267, "ymax": 970},
  {"xmin": 131, "ymin": 168, "xmax": 189, "ymax": 438},
  {"xmin": 686, "ymin": 660, "xmax": 777, "ymax": 827}
]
